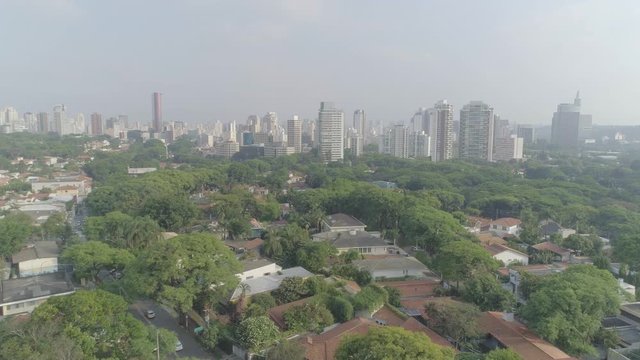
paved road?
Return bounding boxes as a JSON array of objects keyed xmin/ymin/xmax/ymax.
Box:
[{"xmin": 130, "ymin": 300, "xmax": 213, "ymax": 359}]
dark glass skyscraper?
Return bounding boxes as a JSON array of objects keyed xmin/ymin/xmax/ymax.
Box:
[{"xmin": 152, "ymin": 92, "xmax": 162, "ymax": 132}]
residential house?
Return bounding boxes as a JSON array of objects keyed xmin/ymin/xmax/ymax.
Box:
[
  {"xmin": 478, "ymin": 311, "xmax": 576, "ymax": 360},
  {"xmin": 476, "ymin": 232, "xmax": 508, "ymax": 246},
  {"xmin": 483, "ymin": 243, "xmax": 529, "ymax": 266},
  {"xmin": 229, "ymin": 266, "xmax": 313, "ymax": 302},
  {"xmin": 11, "ymin": 241, "xmax": 60, "ymax": 277},
  {"xmin": 312, "ymin": 230, "xmax": 388, "ymax": 255},
  {"xmin": 236, "ymin": 259, "xmax": 282, "ymax": 281},
  {"xmin": 353, "ymin": 256, "xmax": 432, "ymax": 280},
  {"xmin": 467, "ymin": 216, "xmax": 492, "ymax": 233},
  {"xmin": 225, "ymin": 238, "xmax": 264, "ymax": 257},
  {"xmin": 268, "ymin": 296, "xmax": 314, "ymax": 330},
  {"xmin": 379, "ymin": 279, "xmax": 441, "ymax": 299},
  {"xmin": 0, "ymin": 272, "xmax": 75, "ymax": 316},
  {"xmin": 507, "ymin": 263, "xmax": 568, "ymax": 296},
  {"xmin": 531, "ymin": 241, "xmax": 571, "ymax": 262},
  {"xmin": 17, "ymin": 203, "xmax": 66, "ymax": 224},
  {"xmin": 539, "ymin": 219, "xmax": 576, "ymax": 240},
  {"xmin": 321, "ymin": 213, "xmax": 366, "ymax": 233},
  {"xmin": 490, "ymin": 218, "xmax": 522, "ymax": 237}
]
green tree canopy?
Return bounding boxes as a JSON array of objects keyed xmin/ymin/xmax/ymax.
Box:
[
  {"xmin": 0, "ymin": 212, "xmax": 33, "ymax": 257},
  {"xmin": 433, "ymin": 240, "xmax": 499, "ymax": 287},
  {"xmin": 62, "ymin": 241, "xmax": 134, "ymax": 283},
  {"xmin": 236, "ymin": 316, "xmax": 280, "ymax": 352},
  {"xmin": 336, "ymin": 326, "xmax": 455, "ymax": 360},
  {"xmin": 461, "ymin": 272, "xmax": 515, "ymax": 311}
]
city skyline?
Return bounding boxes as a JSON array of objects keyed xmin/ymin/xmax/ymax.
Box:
[{"xmin": 1, "ymin": 1, "xmax": 640, "ymax": 125}]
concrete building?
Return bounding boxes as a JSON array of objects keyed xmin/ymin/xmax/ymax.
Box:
[
  {"xmin": 236, "ymin": 259, "xmax": 282, "ymax": 281},
  {"xmin": 322, "ymin": 213, "xmax": 366, "ymax": 232},
  {"xmin": 312, "ymin": 230, "xmax": 388, "ymax": 255},
  {"xmin": 11, "ymin": 241, "xmax": 60, "ymax": 277},
  {"xmin": 37, "ymin": 112, "xmax": 49, "ymax": 133},
  {"xmin": 493, "ymin": 135, "xmax": 524, "ymax": 161},
  {"xmin": 90, "ymin": 113, "xmax": 103, "ymax": 136},
  {"xmin": 0, "ymin": 272, "xmax": 75, "ymax": 316},
  {"xmin": 215, "ymin": 141, "xmax": 240, "ymax": 158},
  {"xmin": 390, "ymin": 124, "xmax": 408, "ymax": 158},
  {"xmin": 459, "ymin": 101, "xmax": 495, "ymax": 161},
  {"xmin": 551, "ymin": 92, "xmax": 592, "ymax": 148},
  {"xmin": 409, "ymin": 131, "xmax": 430, "ymax": 158},
  {"xmin": 152, "ymin": 92, "xmax": 162, "ymax": 132},
  {"xmin": 264, "ymin": 143, "xmax": 295, "ymax": 158},
  {"xmin": 287, "ymin": 115, "xmax": 302, "ymax": 153},
  {"xmin": 52, "ymin": 104, "xmax": 65, "ymax": 135},
  {"xmin": 353, "ymin": 109, "xmax": 366, "ymax": 143},
  {"xmin": 317, "ymin": 102, "xmax": 344, "ymax": 162},
  {"xmin": 345, "ymin": 128, "xmax": 363, "ymax": 157},
  {"xmin": 263, "ymin": 112, "xmax": 278, "ymax": 134},
  {"xmin": 517, "ymin": 125, "xmax": 535, "ymax": 145},
  {"xmin": 428, "ymin": 100, "xmax": 454, "ymax": 162}
]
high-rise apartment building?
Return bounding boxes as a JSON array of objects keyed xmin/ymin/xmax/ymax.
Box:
[
  {"xmin": 409, "ymin": 131, "xmax": 431, "ymax": 158},
  {"xmin": 353, "ymin": 110, "xmax": 366, "ymax": 143},
  {"xmin": 517, "ymin": 125, "xmax": 535, "ymax": 145},
  {"xmin": 317, "ymin": 102, "xmax": 344, "ymax": 162},
  {"xmin": 493, "ymin": 135, "xmax": 524, "ymax": 161},
  {"xmin": 263, "ymin": 112, "xmax": 278, "ymax": 134},
  {"xmin": 427, "ymin": 100, "xmax": 454, "ymax": 162},
  {"xmin": 90, "ymin": 113, "xmax": 103, "ymax": 136},
  {"xmin": 459, "ymin": 101, "xmax": 495, "ymax": 161},
  {"xmin": 345, "ymin": 127, "xmax": 363, "ymax": 157},
  {"xmin": 152, "ymin": 92, "xmax": 162, "ymax": 132},
  {"xmin": 390, "ymin": 124, "xmax": 409, "ymax": 158},
  {"xmin": 53, "ymin": 104, "xmax": 66, "ymax": 135},
  {"xmin": 287, "ymin": 115, "xmax": 302, "ymax": 153},
  {"xmin": 37, "ymin": 112, "xmax": 49, "ymax": 133},
  {"xmin": 551, "ymin": 92, "xmax": 585, "ymax": 148}
]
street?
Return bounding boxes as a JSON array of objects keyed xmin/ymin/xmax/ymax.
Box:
[{"xmin": 130, "ymin": 299, "xmax": 213, "ymax": 359}]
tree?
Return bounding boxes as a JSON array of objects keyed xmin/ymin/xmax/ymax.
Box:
[
  {"xmin": 272, "ymin": 277, "xmax": 310, "ymax": 304},
  {"xmin": 0, "ymin": 212, "xmax": 33, "ymax": 257},
  {"xmin": 266, "ymin": 339, "xmax": 306, "ymax": 360},
  {"xmin": 336, "ymin": 326, "xmax": 455, "ymax": 360},
  {"xmin": 141, "ymin": 194, "xmax": 198, "ymax": 231},
  {"xmin": 85, "ymin": 211, "xmax": 161, "ymax": 250},
  {"xmin": 131, "ymin": 233, "xmax": 241, "ymax": 313},
  {"xmin": 461, "ymin": 272, "xmax": 515, "ymax": 311},
  {"xmin": 592, "ymin": 255, "xmax": 611, "ymax": 270},
  {"xmin": 519, "ymin": 265, "xmax": 620, "ymax": 355},
  {"xmin": 42, "ymin": 212, "xmax": 72, "ymax": 241},
  {"xmin": 22, "ymin": 290, "xmax": 169, "ymax": 359},
  {"xmin": 352, "ymin": 285, "xmax": 388, "ymax": 312},
  {"xmin": 62, "ymin": 241, "xmax": 134, "ymax": 283},
  {"xmin": 385, "ymin": 286, "xmax": 401, "ymax": 307},
  {"xmin": 433, "ymin": 240, "xmax": 499, "ymax": 288},
  {"xmin": 294, "ymin": 241, "xmax": 337, "ymax": 273},
  {"xmin": 326, "ymin": 296, "xmax": 354, "ymax": 322},
  {"xmin": 251, "ymin": 293, "xmax": 277, "ymax": 310},
  {"xmin": 485, "ymin": 349, "xmax": 523, "ymax": 360},
  {"xmin": 283, "ymin": 302, "xmax": 334, "ymax": 332},
  {"xmin": 425, "ymin": 301, "xmax": 481, "ymax": 346},
  {"xmin": 236, "ymin": 316, "xmax": 280, "ymax": 352}
]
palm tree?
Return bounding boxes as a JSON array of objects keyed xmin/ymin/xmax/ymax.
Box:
[{"xmin": 234, "ymin": 283, "xmax": 251, "ymax": 322}]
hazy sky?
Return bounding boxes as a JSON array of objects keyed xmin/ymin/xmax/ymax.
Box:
[{"xmin": 1, "ymin": 0, "xmax": 639, "ymax": 126}]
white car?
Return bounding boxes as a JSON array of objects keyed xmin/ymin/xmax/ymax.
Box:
[{"xmin": 175, "ymin": 340, "xmax": 183, "ymax": 352}]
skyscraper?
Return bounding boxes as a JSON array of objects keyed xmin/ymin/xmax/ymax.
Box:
[
  {"xmin": 517, "ymin": 125, "xmax": 535, "ymax": 145},
  {"xmin": 53, "ymin": 104, "xmax": 66, "ymax": 134},
  {"xmin": 287, "ymin": 115, "xmax": 302, "ymax": 153},
  {"xmin": 263, "ymin": 112, "xmax": 278, "ymax": 134},
  {"xmin": 37, "ymin": 112, "xmax": 49, "ymax": 133},
  {"xmin": 152, "ymin": 92, "xmax": 162, "ymax": 132},
  {"xmin": 353, "ymin": 109, "xmax": 366, "ymax": 143},
  {"xmin": 427, "ymin": 100, "xmax": 454, "ymax": 162},
  {"xmin": 317, "ymin": 102, "xmax": 344, "ymax": 162},
  {"xmin": 390, "ymin": 124, "xmax": 409, "ymax": 158},
  {"xmin": 459, "ymin": 101, "xmax": 495, "ymax": 162},
  {"xmin": 550, "ymin": 92, "xmax": 582, "ymax": 147},
  {"xmin": 90, "ymin": 113, "xmax": 103, "ymax": 136}
]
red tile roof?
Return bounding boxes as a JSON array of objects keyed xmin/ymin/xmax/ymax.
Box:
[
  {"xmin": 532, "ymin": 241, "xmax": 570, "ymax": 256},
  {"xmin": 491, "ymin": 217, "xmax": 522, "ymax": 227},
  {"xmin": 479, "ymin": 312, "xmax": 576, "ymax": 360},
  {"xmin": 377, "ymin": 279, "xmax": 441, "ymax": 299},
  {"xmin": 483, "ymin": 243, "xmax": 527, "ymax": 257},
  {"xmin": 268, "ymin": 297, "xmax": 314, "ymax": 330}
]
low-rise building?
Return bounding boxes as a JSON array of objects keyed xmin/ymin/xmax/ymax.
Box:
[
  {"xmin": 531, "ymin": 241, "xmax": 572, "ymax": 262},
  {"xmin": 236, "ymin": 259, "xmax": 282, "ymax": 281},
  {"xmin": 11, "ymin": 241, "xmax": 60, "ymax": 277},
  {"xmin": 539, "ymin": 219, "xmax": 576, "ymax": 240},
  {"xmin": 322, "ymin": 213, "xmax": 367, "ymax": 233},
  {"xmin": 483, "ymin": 243, "xmax": 529, "ymax": 266},
  {"xmin": 490, "ymin": 218, "xmax": 522, "ymax": 237},
  {"xmin": 353, "ymin": 256, "xmax": 433, "ymax": 280},
  {"xmin": 312, "ymin": 230, "xmax": 388, "ymax": 255},
  {"xmin": 229, "ymin": 266, "xmax": 313, "ymax": 302},
  {"xmin": 0, "ymin": 272, "xmax": 75, "ymax": 316}
]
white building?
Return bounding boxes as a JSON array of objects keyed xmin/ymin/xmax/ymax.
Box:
[
  {"xmin": 490, "ymin": 218, "xmax": 522, "ymax": 237},
  {"xmin": 493, "ymin": 135, "xmax": 524, "ymax": 162},
  {"xmin": 484, "ymin": 243, "xmax": 529, "ymax": 266},
  {"xmin": 0, "ymin": 272, "xmax": 75, "ymax": 316},
  {"xmin": 11, "ymin": 241, "xmax": 60, "ymax": 277},
  {"xmin": 236, "ymin": 259, "xmax": 282, "ymax": 281},
  {"xmin": 409, "ymin": 131, "xmax": 430, "ymax": 158},
  {"xmin": 287, "ymin": 116, "xmax": 302, "ymax": 153},
  {"xmin": 428, "ymin": 100, "xmax": 454, "ymax": 162},
  {"xmin": 318, "ymin": 102, "xmax": 344, "ymax": 162},
  {"xmin": 353, "ymin": 109, "xmax": 367, "ymax": 143},
  {"xmin": 353, "ymin": 256, "xmax": 431, "ymax": 279},
  {"xmin": 459, "ymin": 101, "xmax": 495, "ymax": 161}
]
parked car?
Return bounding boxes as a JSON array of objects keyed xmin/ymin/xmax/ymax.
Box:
[
  {"xmin": 175, "ymin": 340, "xmax": 183, "ymax": 352},
  {"xmin": 145, "ymin": 310, "xmax": 156, "ymax": 319}
]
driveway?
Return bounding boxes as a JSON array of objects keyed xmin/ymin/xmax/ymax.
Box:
[{"xmin": 130, "ymin": 299, "xmax": 213, "ymax": 359}]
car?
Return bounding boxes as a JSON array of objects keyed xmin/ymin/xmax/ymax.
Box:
[
  {"xmin": 145, "ymin": 310, "xmax": 156, "ymax": 319},
  {"xmin": 175, "ymin": 340, "xmax": 183, "ymax": 352}
]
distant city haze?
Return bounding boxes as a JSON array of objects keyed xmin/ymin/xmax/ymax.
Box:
[{"xmin": 1, "ymin": 0, "xmax": 639, "ymax": 125}]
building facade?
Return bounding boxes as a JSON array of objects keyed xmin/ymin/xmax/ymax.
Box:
[
  {"xmin": 317, "ymin": 102, "xmax": 344, "ymax": 162},
  {"xmin": 287, "ymin": 115, "xmax": 302, "ymax": 153},
  {"xmin": 459, "ymin": 101, "xmax": 495, "ymax": 161},
  {"xmin": 428, "ymin": 100, "xmax": 454, "ymax": 162}
]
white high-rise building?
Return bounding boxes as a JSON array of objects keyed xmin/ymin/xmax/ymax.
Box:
[
  {"xmin": 24, "ymin": 112, "xmax": 37, "ymax": 133},
  {"xmin": 74, "ymin": 113, "xmax": 86, "ymax": 134},
  {"xmin": 287, "ymin": 115, "xmax": 302, "ymax": 153},
  {"xmin": 263, "ymin": 112, "xmax": 278, "ymax": 134},
  {"xmin": 409, "ymin": 131, "xmax": 431, "ymax": 158},
  {"xmin": 459, "ymin": 101, "xmax": 495, "ymax": 162},
  {"xmin": 390, "ymin": 124, "xmax": 409, "ymax": 158},
  {"xmin": 345, "ymin": 127, "xmax": 363, "ymax": 157},
  {"xmin": 427, "ymin": 100, "xmax": 454, "ymax": 162},
  {"xmin": 317, "ymin": 102, "xmax": 344, "ymax": 162}
]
